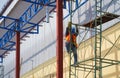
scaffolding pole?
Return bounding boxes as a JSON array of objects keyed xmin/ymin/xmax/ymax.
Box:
[{"xmin": 94, "ymin": 0, "xmax": 102, "ymax": 78}]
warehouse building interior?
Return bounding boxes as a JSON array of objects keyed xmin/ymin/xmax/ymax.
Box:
[{"xmin": 0, "ymin": 0, "xmax": 120, "ymax": 78}]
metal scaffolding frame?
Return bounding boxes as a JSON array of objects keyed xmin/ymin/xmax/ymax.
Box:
[
  {"xmin": 69, "ymin": 0, "xmax": 120, "ymax": 78},
  {"xmin": 0, "ymin": 1, "xmax": 88, "ymax": 78}
]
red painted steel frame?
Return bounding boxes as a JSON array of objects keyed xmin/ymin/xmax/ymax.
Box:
[
  {"xmin": 56, "ymin": 1, "xmax": 63, "ymax": 78},
  {"xmin": 16, "ymin": 31, "xmax": 20, "ymax": 78}
]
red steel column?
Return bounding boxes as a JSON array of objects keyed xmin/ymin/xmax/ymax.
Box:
[
  {"xmin": 16, "ymin": 31, "xmax": 20, "ymax": 78},
  {"xmin": 56, "ymin": 1, "xmax": 63, "ymax": 78}
]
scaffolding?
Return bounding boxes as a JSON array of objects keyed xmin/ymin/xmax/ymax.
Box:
[{"xmin": 69, "ymin": 0, "xmax": 120, "ymax": 78}]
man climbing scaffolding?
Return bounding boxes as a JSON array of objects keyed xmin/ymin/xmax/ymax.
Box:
[{"xmin": 65, "ymin": 21, "xmax": 79, "ymax": 66}]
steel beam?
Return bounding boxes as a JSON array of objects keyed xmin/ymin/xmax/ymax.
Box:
[
  {"xmin": 56, "ymin": 0, "xmax": 63, "ymax": 78},
  {"xmin": 0, "ymin": 16, "xmax": 39, "ymax": 33},
  {"xmin": 22, "ymin": 0, "xmax": 56, "ymax": 7},
  {"xmin": 0, "ymin": 28, "xmax": 15, "ymax": 49},
  {"xmin": 0, "ymin": 41, "xmax": 15, "ymax": 51},
  {"xmin": 16, "ymin": 31, "xmax": 20, "ymax": 78}
]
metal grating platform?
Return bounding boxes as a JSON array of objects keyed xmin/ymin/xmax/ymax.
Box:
[{"xmin": 82, "ymin": 13, "xmax": 120, "ymax": 28}]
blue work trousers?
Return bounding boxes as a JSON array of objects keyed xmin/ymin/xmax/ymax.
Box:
[{"xmin": 65, "ymin": 42, "xmax": 78, "ymax": 64}]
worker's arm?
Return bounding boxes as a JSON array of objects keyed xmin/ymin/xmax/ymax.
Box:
[
  {"xmin": 65, "ymin": 22, "xmax": 72, "ymax": 36},
  {"xmin": 65, "ymin": 27, "xmax": 70, "ymax": 37}
]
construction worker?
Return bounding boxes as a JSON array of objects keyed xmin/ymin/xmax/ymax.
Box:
[{"xmin": 65, "ymin": 21, "xmax": 79, "ymax": 66}]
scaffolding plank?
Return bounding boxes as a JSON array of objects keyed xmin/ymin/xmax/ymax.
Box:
[{"xmin": 82, "ymin": 13, "xmax": 120, "ymax": 28}]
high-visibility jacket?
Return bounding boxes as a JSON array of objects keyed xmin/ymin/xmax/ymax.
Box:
[
  {"xmin": 65, "ymin": 33, "xmax": 78, "ymax": 47},
  {"xmin": 65, "ymin": 25, "xmax": 78, "ymax": 47}
]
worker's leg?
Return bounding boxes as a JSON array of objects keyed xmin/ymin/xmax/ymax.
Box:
[
  {"xmin": 65, "ymin": 42, "xmax": 70, "ymax": 53},
  {"xmin": 72, "ymin": 46, "xmax": 78, "ymax": 65}
]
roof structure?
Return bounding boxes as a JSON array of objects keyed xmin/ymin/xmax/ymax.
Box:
[{"xmin": 0, "ymin": 0, "xmax": 56, "ymax": 61}]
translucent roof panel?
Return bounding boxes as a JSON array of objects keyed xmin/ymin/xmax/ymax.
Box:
[{"xmin": 0, "ymin": 0, "xmax": 9, "ymax": 13}]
